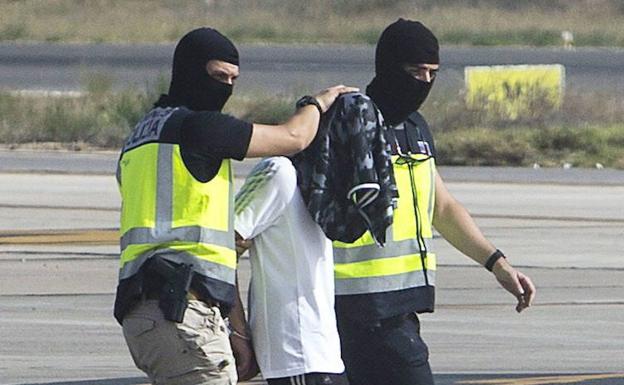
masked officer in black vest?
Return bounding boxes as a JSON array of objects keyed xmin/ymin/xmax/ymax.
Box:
[
  {"xmin": 333, "ymin": 19, "xmax": 536, "ymax": 385},
  {"xmin": 115, "ymin": 27, "xmax": 357, "ymax": 385}
]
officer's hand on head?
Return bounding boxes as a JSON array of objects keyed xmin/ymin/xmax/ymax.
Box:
[
  {"xmin": 313, "ymin": 84, "xmax": 359, "ymax": 113},
  {"xmin": 492, "ymin": 258, "xmax": 536, "ymax": 313}
]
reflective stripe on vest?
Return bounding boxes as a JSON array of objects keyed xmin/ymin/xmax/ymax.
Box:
[
  {"xmin": 334, "ymin": 154, "xmax": 436, "ymax": 295},
  {"xmin": 118, "ymin": 140, "xmax": 236, "ymax": 285}
]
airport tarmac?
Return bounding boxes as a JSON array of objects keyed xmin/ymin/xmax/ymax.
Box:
[{"xmin": 1, "ymin": 156, "xmax": 623, "ymax": 385}]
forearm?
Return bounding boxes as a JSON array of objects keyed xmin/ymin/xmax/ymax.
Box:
[
  {"xmin": 433, "ymin": 201, "xmax": 496, "ymax": 266},
  {"xmin": 246, "ymin": 105, "xmax": 319, "ymax": 157},
  {"xmin": 433, "ymin": 175, "xmax": 536, "ymax": 312},
  {"xmin": 276, "ymin": 104, "xmax": 320, "ymax": 152},
  {"xmin": 229, "ymin": 274, "xmax": 250, "ymax": 337},
  {"xmin": 432, "ymin": 174, "xmax": 496, "ymax": 266},
  {"xmin": 245, "ymin": 84, "xmax": 358, "ymax": 158}
]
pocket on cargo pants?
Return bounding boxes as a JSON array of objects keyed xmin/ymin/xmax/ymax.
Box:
[
  {"xmin": 173, "ymin": 300, "xmax": 236, "ymax": 384},
  {"xmin": 122, "ymin": 300, "xmax": 236, "ymax": 385}
]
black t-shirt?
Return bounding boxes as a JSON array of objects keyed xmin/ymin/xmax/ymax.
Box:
[
  {"xmin": 335, "ymin": 111, "xmax": 437, "ymax": 324},
  {"xmin": 180, "ymin": 110, "xmax": 253, "ymax": 182}
]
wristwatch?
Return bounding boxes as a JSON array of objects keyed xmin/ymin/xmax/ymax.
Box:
[
  {"xmin": 485, "ymin": 249, "xmax": 506, "ymax": 271},
  {"xmin": 296, "ymin": 95, "xmax": 323, "ymax": 115}
]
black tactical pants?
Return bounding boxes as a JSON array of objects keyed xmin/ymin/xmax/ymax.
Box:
[{"xmin": 337, "ymin": 312, "xmax": 434, "ymax": 385}]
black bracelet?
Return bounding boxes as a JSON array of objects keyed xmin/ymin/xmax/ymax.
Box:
[
  {"xmin": 296, "ymin": 95, "xmax": 323, "ymax": 115},
  {"xmin": 485, "ymin": 249, "xmax": 505, "ymax": 272}
]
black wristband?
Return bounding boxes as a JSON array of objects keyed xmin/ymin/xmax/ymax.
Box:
[
  {"xmin": 485, "ymin": 249, "xmax": 505, "ymax": 272},
  {"xmin": 296, "ymin": 95, "xmax": 323, "ymax": 115}
]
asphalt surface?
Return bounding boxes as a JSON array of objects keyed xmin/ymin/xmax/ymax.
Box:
[
  {"xmin": 1, "ymin": 43, "xmax": 624, "ymax": 94},
  {"xmin": 1, "ymin": 151, "xmax": 623, "ymax": 385},
  {"xmin": 2, "ymin": 40, "xmax": 624, "ymax": 385},
  {"xmin": 2, "ymin": 148, "xmax": 624, "ymax": 185}
]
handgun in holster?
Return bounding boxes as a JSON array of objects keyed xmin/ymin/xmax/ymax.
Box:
[{"xmin": 147, "ymin": 256, "xmax": 194, "ymax": 323}]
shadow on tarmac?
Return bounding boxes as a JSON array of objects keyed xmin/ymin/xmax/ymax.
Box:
[
  {"xmin": 16, "ymin": 378, "xmax": 269, "ymax": 385},
  {"xmin": 15, "ymin": 374, "xmax": 624, "ymax": 385},
  {"xmin": 18, "ymin": 378, "xmax": 148, "ymax": 385}
]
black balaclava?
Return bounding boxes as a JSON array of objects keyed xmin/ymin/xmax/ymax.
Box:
[
  {"xmin": 157, "ymin": 27, "xmax": 239, "ymax": 111},
  {"xmin": 366, "ymin": 19, "xmax": 439, "ymax": 126}
]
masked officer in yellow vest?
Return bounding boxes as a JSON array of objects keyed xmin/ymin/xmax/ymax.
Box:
[
  {"xmin": 333, "ymin": 20, "xmax": 536, "ymax": 385},
  {"xmin": 114, "ymin": 27, "xmax": 357, "ymax": 385}
]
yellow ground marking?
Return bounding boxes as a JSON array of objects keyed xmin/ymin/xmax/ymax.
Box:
[
  {"xmin": 457, "ymin": 373, "xmax": 624, "ymax": 385},
  {"xmin": 0, "ymin": 229, "xmax": 118, "ymax": 245},
  {"xmin": 464, "ymin": 64, "xmax": 565, "ymax": 120}
]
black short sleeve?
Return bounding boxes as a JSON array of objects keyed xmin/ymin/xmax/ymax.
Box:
[
  {"xmin": 181, "ymin": 111, "xmax": 253, "ymax": 160},
  {"xmin": 179, "ymin": 111, "xmax": 253, "ymax": 182}
]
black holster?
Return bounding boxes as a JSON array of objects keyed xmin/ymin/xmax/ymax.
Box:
[{"xmin": 147, "ymin": 256, "xmax": 194, "ymax": 323}]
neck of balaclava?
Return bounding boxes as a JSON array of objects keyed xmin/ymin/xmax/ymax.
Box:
[
  {"xmin": 154, "ymin": 93, "xmax": 183, "ymax": 108},
  {"xmin": 367, "ymin": 76, "xmax": 412, "ymax": 126},
  {"xmin": 166, "ymin": 73, "xmax": 232, "ymax": 112},
  {"xmin": 366, "ymin": 73, "xmax": 433, "ymax": 126}
]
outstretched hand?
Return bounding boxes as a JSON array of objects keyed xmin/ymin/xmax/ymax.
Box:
[
  {"xmin": 492, "ymin": 258, "xmax": 536, "ymax": 313},
  {"xmin": 313, "ymin": 84, "xmax": 360, "ymax": 113}
]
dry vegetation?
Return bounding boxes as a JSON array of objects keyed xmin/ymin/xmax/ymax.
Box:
[
  {"xmin": 1, "ymin": 0, "xmax": 623, "ymax": 46},
  {"xmin": 1, "ymin": 0, "xmax": 622, "ymax": 168},
  {"xmin": 2, "ymin": 79, "xmax": 623, "ymax": 168}
]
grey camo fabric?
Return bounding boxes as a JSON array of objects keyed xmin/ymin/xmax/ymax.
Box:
[{"xmin": 292, "ymin": 92, "xmax": 398, "ymax": 246}]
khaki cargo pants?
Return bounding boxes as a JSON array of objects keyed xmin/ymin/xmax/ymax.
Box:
[{"xmin": 122, "ymin": 299, "xmax": 237, "ymax": 385}]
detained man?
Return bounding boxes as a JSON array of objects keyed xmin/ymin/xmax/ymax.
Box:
[{"xmin": 234, "ymin": 156, "xmax": 349, "ymax": 385}]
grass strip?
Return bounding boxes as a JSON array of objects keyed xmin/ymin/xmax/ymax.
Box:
[{"xmin": 2, "ymin": 81, "xmax": 623, "ymax": 169}]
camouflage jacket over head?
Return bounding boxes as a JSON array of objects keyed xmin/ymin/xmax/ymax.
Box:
[{"xmin": 292, "ymin": 92, "xmax": 398, "ymax": 246}]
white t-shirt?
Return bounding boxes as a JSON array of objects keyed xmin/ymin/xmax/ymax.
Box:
[{"xmin": 235, "ymin": 156, "xmax": 345, "ymax": 379}]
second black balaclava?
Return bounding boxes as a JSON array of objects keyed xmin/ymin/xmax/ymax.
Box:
[
  {"xmin": 162, "ymin": 27, "xmax": 239, "ymax": 111},
  {"xmin": 366, "ymin": 19, "xmax": 439, "ymax": 126}
]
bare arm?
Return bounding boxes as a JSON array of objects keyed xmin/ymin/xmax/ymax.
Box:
[
  {"xmin": 432, "ymin": 172, "xmax": 496, "ymax": 265},
  {"xmin": 230, "ymin": 233, "xmax": 252, "ymax": 338},
  {"xmin": 229, "ymin": 232, "xmax": 259, "ymax": 380},
  {"xmin": 432, "ymin": 172, "xmax": 536, "ymax": 312},
  {"xmin": 246, "ymin": 84, "xmax": 358, "ymax": 157},
  {"xmin": 229, "ymin": 272, "xmax": 259, "ymax": 381}
]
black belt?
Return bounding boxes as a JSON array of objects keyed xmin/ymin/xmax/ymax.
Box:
[{"xmin": 143, "ymin": 288, "xmax": 220, "ymax": 308}]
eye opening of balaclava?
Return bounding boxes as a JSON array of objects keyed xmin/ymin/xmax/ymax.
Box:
[
  {"xmin": 366, "ymin": 19, "xmax": 440, "ymax": 126},
  {"xmin": 159, "ymin": 27, "xmax": 239, "ymax": 111}
]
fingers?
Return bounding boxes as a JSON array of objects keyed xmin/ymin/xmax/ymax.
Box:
[
  {"xmin": 235, "ymin": 238, "xmax": 252, "ymax": 255},
  {"xmin": 514, "ymin": 272, "xmax": 536, "ymax": 313},
  {"xmin": 516, "ymin": 273, "xmax": 536, "ymax": 313},
  {"xmin": 494, "ymin": 263, "xmax": 536, "ymax": 313},
  {"xmin": 314, "ymin": 84, "xmax": 360, "ymax": 112},
  {"xmin": 236, "ymin": 238, "xmax": 252, "ymax": 248},
  {"xmin": 330, "ymin": 84, "xmax": 360, "ymax": 94},
  {"xmin": 515, "ymin": 293, "xmax": 528, "ymax": 313}
]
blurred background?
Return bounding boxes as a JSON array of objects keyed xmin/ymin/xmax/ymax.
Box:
[
  {"xmin": 1, "ymin": 0, "xmax": 623, "ymax": 168},
  {"xmin": 2, "ymin": 3, "xmax": 624, "ymax": 384}
]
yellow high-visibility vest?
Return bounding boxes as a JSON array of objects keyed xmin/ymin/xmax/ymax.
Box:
[
  {"xmin": 334, "ymin": 153, "xmax": 436, "ymax": 295},
  {"xmin": 117, "ymin": 107, "xmax": 236, "ymax": 288}
]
